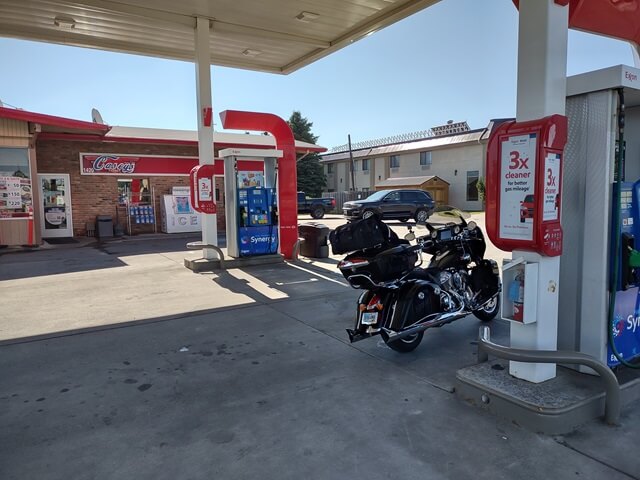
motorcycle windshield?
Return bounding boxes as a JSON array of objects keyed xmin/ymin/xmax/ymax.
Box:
[{"xmin": 423, "ymin": 205, "xmax": 470, "ymax": 226}]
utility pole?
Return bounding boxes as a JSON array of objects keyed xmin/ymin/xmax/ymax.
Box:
[{"xmin": 348, "ymin": 134, "xmax": 356, "ymax": 192}]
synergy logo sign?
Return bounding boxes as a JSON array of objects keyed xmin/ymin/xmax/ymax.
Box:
[
  {"xmin": 608, "ymin": 287, "xmax": 640, "ymax": 366},
  {"xmin": 240, "ymin": 233, "xmax": 277, "ymax": 246},
  {"xmin": 612, "ymin": 315, "xmax": 626, "ymax": 339},
  {"xmin": 238, "ymin": 226, "xmax": 278, "ymax": 256}
]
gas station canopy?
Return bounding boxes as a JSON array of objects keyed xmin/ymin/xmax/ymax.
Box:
[{"xmin": 0, "ymin": 0, "xmax": 441, "ymax": 74}]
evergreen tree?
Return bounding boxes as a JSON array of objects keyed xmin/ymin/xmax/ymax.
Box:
[{"xmin": 288, "ymin": 111, "xmax": 326, "ymax": 198}]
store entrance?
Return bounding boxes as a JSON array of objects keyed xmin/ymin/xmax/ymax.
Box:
[{"xmin": 39, "ymin": 173, "xmax": 73, "ymax": 238}]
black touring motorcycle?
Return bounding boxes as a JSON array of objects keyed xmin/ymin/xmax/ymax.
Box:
[{"xmin": 330, "ymin": 210, "xmax": 501, "ymax": 352}]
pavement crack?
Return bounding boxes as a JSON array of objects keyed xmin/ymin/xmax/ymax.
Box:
[{"xmin": 554, "ymin": 438, "xmax": 639, "ymax": 480}]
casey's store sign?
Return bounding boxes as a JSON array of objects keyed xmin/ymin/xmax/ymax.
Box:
[
  {"xmin": 81, "ymin": 154, "xmax": 198, "ymax": 176},
  {"xmin": 80, "ymin": 153, "xmax": 263, "ymax": 176}
]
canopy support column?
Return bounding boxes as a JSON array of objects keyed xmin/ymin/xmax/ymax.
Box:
[
  {"xmin": 195, "ymin": 16, "xmax": 217, "ymax": 258},
  {"xmin": 510, "ymin": 0, "xmax": 569, "ymax": 383}
]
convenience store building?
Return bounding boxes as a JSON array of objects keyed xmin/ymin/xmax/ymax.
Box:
[{"xmin": 0, "ymin": 107, "xmax": 324, "ymax": 246}]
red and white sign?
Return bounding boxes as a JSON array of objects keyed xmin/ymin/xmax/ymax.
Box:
[
  {"xmin": 486, "ymin": 115, "xmax": 567, "ymax": 257},
  {"xmin": 543, "ymin": 153, "xmax": 561, "ymax": 222},
  {"xmin": 80, "ymin": 153, "xmax": 263, "ymax": 176},
  {"xmin": 190, "ymin": 165, "xmax": 217, "ymax": 214},
  {"xmin": 499, "ymin": 134, "xmax": 537, "ymax": 241}
]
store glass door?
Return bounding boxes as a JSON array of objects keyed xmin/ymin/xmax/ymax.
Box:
[{"xmin": 39, "ymin": 174, "xmax": 73, "ymax": 238}]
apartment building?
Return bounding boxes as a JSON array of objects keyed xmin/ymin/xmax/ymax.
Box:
[{"xmin": 321, "ymin": 120, "xmax": 508, "ymax": 211}]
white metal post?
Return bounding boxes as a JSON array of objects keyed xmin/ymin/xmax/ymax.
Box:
[
  {"xmin": 195, "ymin": 16, "xmax": 217, "ymax": 258},
  {"xmin": 510, "ymin": 0, "xmax": 569, "ymax": 383}
]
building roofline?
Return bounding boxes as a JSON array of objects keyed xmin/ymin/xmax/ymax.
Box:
[
  {"xmin": 0, "ymin": 106, "xmax": 111, "ymax": 133},
  {"xmin": 320, "ymin": 127, "xmax": 487, "ymax": 162},
  {"xmin": 36, "ymin": 132, "xmax": 327, "ymax": 153}
]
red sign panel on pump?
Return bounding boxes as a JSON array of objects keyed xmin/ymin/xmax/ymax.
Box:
[
  {"xmin": 189, "ymin": 164, "xmax": 217, "ymax": 214},
  {"xmin": 485, "ymin": 115, "xmax": 567, "ymax": 256}
]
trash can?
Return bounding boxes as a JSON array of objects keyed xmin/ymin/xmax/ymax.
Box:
[
  {"xmin": 96, "ymin": 215, "xmax": 114, "ymax": 239},
  {"xmin": 298, "ymin": 223, "xmax": 330, "ymax": 258}
]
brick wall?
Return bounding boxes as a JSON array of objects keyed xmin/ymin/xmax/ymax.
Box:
[{"xmin": 35, "ymin": 139, "xmax": 226, "ymax": 236}]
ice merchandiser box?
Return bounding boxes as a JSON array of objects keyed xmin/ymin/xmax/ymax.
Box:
[{"xmin": 160, "ymin": 186, "xmax": 201, "ymax": 233}]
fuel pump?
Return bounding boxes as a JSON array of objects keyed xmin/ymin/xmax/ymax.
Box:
[
  {"xmin": 237, "ymin": 186, "xmax": 278, "ymax": 256},
  {"xmin": 557, "ymin": 65, "xmax": 640, "ymax": 374},
  {"xmin": 608, "ymin": 88, "xmax": 640, "ymax": 368},
  {"xmin": 220, "ymin": 148, "xmax": 282, "ymax": 258}
]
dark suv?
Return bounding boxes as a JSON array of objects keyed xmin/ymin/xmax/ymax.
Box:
[{"xmin": 343, "ymin": 189, "xmax": 435, "ymax": 223}]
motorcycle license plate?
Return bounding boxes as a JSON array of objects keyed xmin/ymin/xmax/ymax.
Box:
[{"xmin": 361, "ymin": 311, "xmax": 378, "ymax": 325}]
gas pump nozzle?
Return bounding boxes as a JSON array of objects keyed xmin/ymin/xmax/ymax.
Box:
[
  {"xmin": 621, "ymin": 233, "xmax": 640, "ymax": 289},
  {"xmin": 627, "ymin": 244, "xmax": 640, "ymax": 268}
]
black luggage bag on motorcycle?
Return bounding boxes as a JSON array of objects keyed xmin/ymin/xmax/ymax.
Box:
[
  {"xmin": 331, "ymin": 216, "xmax": 417, "ymax": 285},
  {"xmin": 339, "ymin": 245, "xmax": 418, "ymax": 286},
  {"xmin": 329, "ymin": 216, "xmax": 397, "ymax": 254}
]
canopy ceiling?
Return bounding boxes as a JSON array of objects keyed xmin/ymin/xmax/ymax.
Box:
[{"xmin": 0, "ymin": 0, "xmax": 441, "ymax": 74}]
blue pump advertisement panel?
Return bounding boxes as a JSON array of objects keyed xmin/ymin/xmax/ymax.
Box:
[
  {"xmin": 608, "ymin": 287, "xmax": 640, "ymax": 367},
  {"xmin": 238, "ymin": 226, "xmax": 278, "ymax": 256}
]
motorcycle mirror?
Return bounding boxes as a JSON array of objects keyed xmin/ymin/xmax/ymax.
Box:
[
  {"xmin": 404, "ymin": 232, "xmax": 416, "ymax": 241},
  {"xmin": 467, "ymin": 220, "xmax": 477, "ymax": 230},
  {"xmin": 422, "ymin": 222, "xmax": 434, "ymax": 232}
]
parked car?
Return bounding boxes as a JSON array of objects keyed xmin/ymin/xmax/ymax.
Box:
[
  {"xmin": 342, "ymin": 189, "xmax": 435, "ymax": 223},
  {"xmin": 298, "ymin": 192, "xmax": 335, "ymax": 219},
  {"xmin": 520, "ymin": 194, "xmax": 535, "ymax": 222}
]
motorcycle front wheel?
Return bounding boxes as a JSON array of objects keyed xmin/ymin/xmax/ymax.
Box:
[
  {"xmin": 381, "ymin": 330, "xmax": 424, "ymax": 353},
  {"xmin": 473, "ymin": 294, "xmax": 500, "ymax": 322}
]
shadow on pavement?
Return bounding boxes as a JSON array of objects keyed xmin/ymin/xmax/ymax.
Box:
[
  {"xmin": 0, "ymin": 244, "xmax": 128, "ymax": 280},
  {"xmin": 0, "ymin": 293, "xmax": 635, "ymax": 480}
]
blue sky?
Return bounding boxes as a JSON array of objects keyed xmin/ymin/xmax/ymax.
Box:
[{"xmin": 0, "ymin": 0, "xmax": 635, "ymax": 149}]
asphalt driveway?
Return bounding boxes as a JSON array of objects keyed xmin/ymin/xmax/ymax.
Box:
[{"xmin": 0, "ymin": 232, "xmax": 638, "ymax": 480}]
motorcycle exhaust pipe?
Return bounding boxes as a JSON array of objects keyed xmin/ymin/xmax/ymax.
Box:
[{"xmin": 384, "ymin": 311, "xmax": 468, "ymax": 342}]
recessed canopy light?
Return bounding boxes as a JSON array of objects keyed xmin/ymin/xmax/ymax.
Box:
[
  {"xmin": 54, "ymin": 15, "xmax": 76, "ymax": 29},
  {"xmin": 242, "ymin": 49, "xmax": 262, "ymax": 57},
  {"xmin": 295, "ymin": 11, "xmax": 320, "ymax": 22}
]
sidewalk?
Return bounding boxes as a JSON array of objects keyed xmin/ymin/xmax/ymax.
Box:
[{"xmin": 0, "ymin": 236, "xmax": 638, "ymax": 480}]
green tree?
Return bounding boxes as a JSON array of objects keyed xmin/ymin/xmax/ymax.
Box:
[
  {"xmin": 288, "ymin": 111, "xmax": 326, "ymax": 198},
  {"xmin": 476, "ymin": 177, "xmax": 486, "ymax": 201}
]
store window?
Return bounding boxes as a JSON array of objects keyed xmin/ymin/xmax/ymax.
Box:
[
  {"xmin": 467, "ymin": 171, "xmax": 479, "ymax": 201},
  {"xmin": 362, "ymin": 159, "xmax": 369, "ymax": 171},
  {"xmin": 420, "ymin": 151, "xmax": 432, "ymax": 167},
  {"xmin": 390, "ymin": 155, "xmax": 400, "ymax": 168},
  {"xmin": 118, "ymin": 178, "xmax": 154, "ymax": 232},
  {"xmin": 117, "ymin": 179, "xmax": 132, "ymax": 205},
  {"xmin": 0, "ymin": 147, "xmax": 32, "ymax": 216},
  {"xmin": 118, "ymin": 178, "xmax": 151, "ymax": 204}
]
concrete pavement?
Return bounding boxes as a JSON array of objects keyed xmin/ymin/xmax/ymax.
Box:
[{"xmin": 0, "ymin": 225, "xmax": 638, "ymax": 480}]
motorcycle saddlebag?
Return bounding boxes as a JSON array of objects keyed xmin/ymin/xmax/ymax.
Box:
[
  {"xmin": 342, "ymin": 244, "xmax": 417, "ymax": 285},
  {"xmin": 329, "ymin": 216, "xmax": 395, "ymax": 255}
]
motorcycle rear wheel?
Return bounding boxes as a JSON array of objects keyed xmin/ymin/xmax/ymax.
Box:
[
  {"xmin": 473, "ymin": 295, "xmax": 500, "ymax": 322},
  {"xmin": 381, "ymin": 331, "xmax": 424, "ymax": 353}
]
